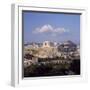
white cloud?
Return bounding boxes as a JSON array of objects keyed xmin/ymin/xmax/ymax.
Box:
[
  {"xmin": 33, "ymin": 24, "xmax": 53, "ymax": 34},
  {"xmin": 33, "ymin": 24, "xmax": 69, "ymax": 35},
  {"xmin": 54, "ymin": 28, "xmax": 69, "ymax": 33}
]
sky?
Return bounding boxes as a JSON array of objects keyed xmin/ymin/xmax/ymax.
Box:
[{"xmin": 23, "ymin": 11, "xmax": 80, "ymax": 44}]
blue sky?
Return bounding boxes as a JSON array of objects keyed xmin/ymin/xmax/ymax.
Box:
[{"xmin": 23, "ymin": 11, "xmax": 80, "ymax": 44}]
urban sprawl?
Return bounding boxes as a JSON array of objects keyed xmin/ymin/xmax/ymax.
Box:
[{"xmin": 24, "ymin": 40, "xmax": 80, "ymax": 77}]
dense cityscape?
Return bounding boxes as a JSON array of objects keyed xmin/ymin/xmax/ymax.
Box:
[
  {"xmin": 24, "ymin": 40, "xmax": 80, "ymax": 77},
  {"xmin": 23, "ymin": 11, "xmax": 80, "ymax": 77}
]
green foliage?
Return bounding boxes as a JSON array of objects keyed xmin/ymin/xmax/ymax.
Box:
[{"xmin": 24, "ymin": 61, "xmax": 72, "ymax": 77}]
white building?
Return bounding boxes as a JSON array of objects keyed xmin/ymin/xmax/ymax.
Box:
[{"xmin": 42, "ymin": 41, "xmax": 54, "ymax": 48}]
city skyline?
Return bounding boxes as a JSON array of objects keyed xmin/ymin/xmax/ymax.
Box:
[{"xmin": 23, "ymin": 11, "xmax": 80, "ymax": 44}]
